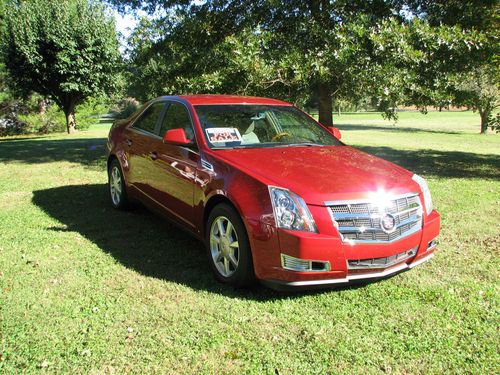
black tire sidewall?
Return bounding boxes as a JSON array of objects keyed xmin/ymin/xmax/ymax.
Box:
[{"xmin": 205, "ymin": 203, "xmax": 255, "ymax": 287}]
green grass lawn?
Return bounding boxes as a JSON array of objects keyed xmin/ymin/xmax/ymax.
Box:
[{"xmin": 0, "ymin": 111, "xmax": 499, "ymax": 373}]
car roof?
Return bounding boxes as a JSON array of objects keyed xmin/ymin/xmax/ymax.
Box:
[{"xmin": 175, "ymin": 94, "xmax": 292, "ymax": 106}]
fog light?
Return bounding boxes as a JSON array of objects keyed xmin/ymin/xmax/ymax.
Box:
[{"xmin": 281, "ymin": 254, "xmax": 330, "ymax": 272}]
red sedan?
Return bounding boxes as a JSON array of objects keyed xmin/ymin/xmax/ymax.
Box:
[{"xmin": 106, "ymin": 95, "xmax": 440, "ymax": 290}]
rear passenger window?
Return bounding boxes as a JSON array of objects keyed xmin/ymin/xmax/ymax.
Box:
[
  {"xmin": 133, "ymin": 102, "xmax": 165, "ymax": 134},
  {"xmin": 160, "ymin": 102, "xmax": 194, "ymax": 140}
]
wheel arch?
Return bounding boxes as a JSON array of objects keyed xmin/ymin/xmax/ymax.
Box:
[
  {"xmin": 107, "ymin": 154, "xmax": 118, "ymax": 172},
  {"xmin": 203, "ymin": 194, "xmax": 243, "ymax": 237}
]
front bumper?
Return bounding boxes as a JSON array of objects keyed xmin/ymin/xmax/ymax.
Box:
[
  {"xmin": 253, "ymin": 209, "xmax": 440, "ymax": 290},
  {"xmin": 261, "ymin": 252, "xmax": 434, "ymax": 291}
]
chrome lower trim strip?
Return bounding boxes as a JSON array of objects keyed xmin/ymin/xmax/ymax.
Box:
[
  {"xmin": 273, "ymin": 252, "xmax": 434, "ymax": 287},
  {"xmin": 347, "ymin": 262, "xmax": 409, "ymax": 280},
  {"xmin": 408, "ymin": 253, "xmax": 434, "ymax": 269}
]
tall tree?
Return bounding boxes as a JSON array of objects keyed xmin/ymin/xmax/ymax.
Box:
[
  {"xmin": 455, "ymin": 66, "xmax": 499, "ymax": 133},
  {"xmin": 115, "ymin": 0, "xmax": 402, "ymax": 125},
  {"xmin": 113, "ymin": 1, "xmax": 498, "ymax": 130},
  {"xmin": 395, "ymin": 0, "xmax": 499, "ymax": 133},
  {"xmin": 1, "ymin": 0, "xmax": 121, "ymax": 133}
]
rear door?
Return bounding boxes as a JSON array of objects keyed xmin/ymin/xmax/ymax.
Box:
[
  {"xmin": 146, "ymin": 101, "xmax": 200, "ymax": 228},
  {"xmin": 123, "ymin": 101, "xmax": 167, "ymax": 195}
]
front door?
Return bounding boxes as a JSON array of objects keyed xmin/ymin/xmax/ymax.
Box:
[{"xmin": 146, "ymin": 101, "xmax": 199, "ymax": 229}]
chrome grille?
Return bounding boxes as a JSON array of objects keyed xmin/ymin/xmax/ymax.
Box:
[
  {"xmin": 327, "ymin": 193, "xmax": 423, "ymax": 244},
  {"xmin": 348, "ymin": 246, "xmax": 418, "ymax": 269}
]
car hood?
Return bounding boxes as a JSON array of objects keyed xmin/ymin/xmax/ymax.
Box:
[{"xmin": 213, "ymin": 145, "xmax": 419, "ymax": 205}]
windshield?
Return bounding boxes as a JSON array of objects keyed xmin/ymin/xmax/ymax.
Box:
[{"xmin": 194, "ymin": 105, "xmax": 342, "ymax": 149}]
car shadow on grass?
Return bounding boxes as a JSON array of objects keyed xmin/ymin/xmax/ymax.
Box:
[
  {"xmin": 0, "ymin": 137, "xmax": 107, "ymax": 167},
  {"xmin": 33, "ymin": 183, "xmax": 346, "ymax": 300}
]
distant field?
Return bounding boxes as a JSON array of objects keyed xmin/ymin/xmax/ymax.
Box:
[
  {"xmin": 0, "ymin": 111, "xmax": 498, "ymax": 373},
  {"xmin": 334, "ymin": 110, "xmax": 482, "ymax": 133}
]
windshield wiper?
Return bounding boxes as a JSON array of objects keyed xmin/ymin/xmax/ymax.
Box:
[
  {"xmin": 211, "ymin": 145, "xmax": 252, "ymax": 150},
  {"xmin": 212, "ymin": 143, "xmax": 323, "ymax": 150},
  {"xmin": 281, "ymin": 142, "xmax": 323, "ymax": 147}
]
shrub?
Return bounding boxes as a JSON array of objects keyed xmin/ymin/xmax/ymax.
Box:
[
  {"xmin": 18, "ymin": 105, "xmax": 66, "ymax": 134},
  {"xmin": 110, "ymin": 97, "xmax": 140, "ymax": 119},
  {"xmin": 0, "ymin": 99, "xmax": 28, "ymax": 136},
  {"xmin": 13, "ymin": 97, "xmax": 108, "ymax": 134}
]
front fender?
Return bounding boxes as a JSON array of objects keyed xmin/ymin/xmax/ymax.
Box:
[{"xmin": 201, "ymin": 163, "xmax": 279, "ymax": 280}]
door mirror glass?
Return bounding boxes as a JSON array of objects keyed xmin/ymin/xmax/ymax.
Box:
[
  {"xmin": 327, "ymin": 126, "xmax": 342, "ymax": 140},
  {"xmin": 163, "ymin": 128, "xmax": 192, "ymax": 145}
]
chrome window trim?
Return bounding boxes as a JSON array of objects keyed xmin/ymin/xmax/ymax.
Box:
[{"xmin": 129, "ymin": 126, "xmax": 162, "ymax": 140}]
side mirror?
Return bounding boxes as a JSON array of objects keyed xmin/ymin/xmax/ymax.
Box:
[
  {"xmin": 163, "ymin": 128, "xmax": 192, "ymax": 145},
  {"xmin": 327, "ymin": 126, "xmax": 342, "ymax": 140}
]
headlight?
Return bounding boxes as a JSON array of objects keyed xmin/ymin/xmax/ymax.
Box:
[
  {"xmin": 412, "ymin": 174, "xmax": 433, "ymax": 215},
  {"xmin": 268, "ymin": 187, "xmax": 317, "ymax": 232}
]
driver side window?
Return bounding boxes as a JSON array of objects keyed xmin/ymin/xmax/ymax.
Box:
[{"xmin": 160, "ymin": 102, "xmax": 194, "ymax": 140}]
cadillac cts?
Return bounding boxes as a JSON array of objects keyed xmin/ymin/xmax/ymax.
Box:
[{"xmin": 106, "ymin": 95, "xmax": 440, "ymax": 290}]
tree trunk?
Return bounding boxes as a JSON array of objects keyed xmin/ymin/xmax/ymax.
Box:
[
  {"xmin": 479, "ymin": 109, "xmax": 489, "ymax": 134},
  {"xmin": 38, "ymin": 99, "xmax": 48, "ymax": 114},
  {"xmin": 64, "ymin": 104, "xmax": 76, "ymax": 134},
  {"xmin": 318, "ymin": 83, "xmax": 333, "ymax": 126}
]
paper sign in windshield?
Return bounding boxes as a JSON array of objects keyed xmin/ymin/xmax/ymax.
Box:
[{"xmin": 206, "ymin": 127, "xmax": 242, "ymax": 144}]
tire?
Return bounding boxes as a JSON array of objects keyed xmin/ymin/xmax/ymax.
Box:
[
  {"xmin": 205, "ymin": 203, "xmax": 255, "ymax": 287},
  {"xmin": 108, "ymin": 158, "xmax": 129, "ymax": 209}
]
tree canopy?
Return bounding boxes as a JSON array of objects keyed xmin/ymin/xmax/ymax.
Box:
[
  {"xmin": 1, "ymin": 0, "xmax": 122, "ymax": 133},
  {"xmin": 113, "ymin": 0, "xmax": 498, "ymax": 132}
]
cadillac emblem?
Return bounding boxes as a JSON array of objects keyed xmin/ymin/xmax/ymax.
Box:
[{"xmin": 381, "ymin": 213, "xmax": 397, "ymax": 233}]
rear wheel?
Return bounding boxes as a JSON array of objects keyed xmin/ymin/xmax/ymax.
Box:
[
  {"xmin": 206, "ymin": 203, "xmax": 255, "ymax": 287},
  {"xmin": 108, "ymin": 158, "xmax": 129, "ymax": 209}
]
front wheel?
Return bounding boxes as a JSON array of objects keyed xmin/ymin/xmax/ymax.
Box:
[{"xmin": 206, "ymin": 203, "xmax": 255, "ymax": 287}]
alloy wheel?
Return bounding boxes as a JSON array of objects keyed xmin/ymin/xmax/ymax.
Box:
[{"xmin": 210, "ymin": 216, "xmax": 240, "ymax": 277}]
